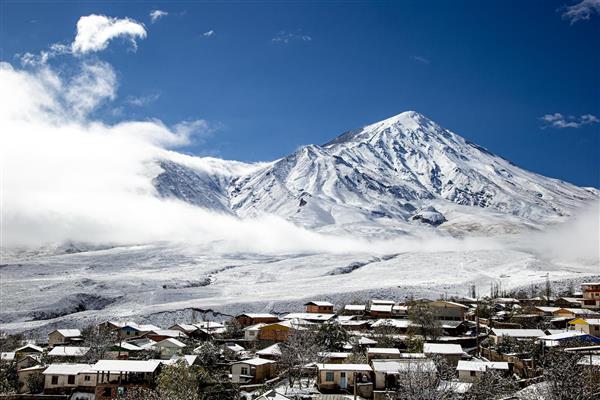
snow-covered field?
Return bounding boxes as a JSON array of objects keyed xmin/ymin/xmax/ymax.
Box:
[{"xmin": 1, "ymin": 240, "xmax": 598, "ymax": 334}]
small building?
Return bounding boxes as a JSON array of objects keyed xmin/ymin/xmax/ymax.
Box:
[
  {"xmin": 305, "ymin": 301, "xmax": 334, "ymax": 314},
  {"xmin": 143, "ymin": 329, "xmax": 188, "ymax": 342},
  {"xmin": 555, "ymin": 297, "xmax": 583, "ymax": 308},
  {"xmin": 367, "ymin": 347, "xmax": 401, "ymax": 362},
  {"xmin": 43, "ymin": 363, "xmax": 96, "ymax": 394},
  {"xmin": 370, "ymin": 319, "xmax": 410, "ymax": 333},
  {"xmin": 569, "ymin": 318, "xmax": 600, "ymax": 336},
  {"xmin": 372, "ymin": 359, "xmax": 436, "ymax": 390},
  {"xmin": 92, "ymin": 359, "xmax": 163, "ymax": 400},
  {"xmin": 48, "ymin": 329, "xmax": 82, "ymax": 348},
  {"xmin": 14, "ymin": 344, "xmax": 44, "ymax": 360},
  {"xmin": 343, "ymin": 304, "xmax": 367, "ymax": 316},
  {"xmin": 244, "ymin": 323, "xmax": 266, "ymax": 341},
  {"xmin": 169, "ymin": 323, "xmax": 199, "ymax": 336},
  {"xmin": 258, "ymin": 320, "xmax": 300, "ymax": 342},
  {"xmin": 318, "ymin": 352, "xmax": 352, "ymax": 364},
  {"xmin": 231, "ymin": 357, "xmax": 276, "ymax": 384},
  {"xmin": 532, "ymin": 306, "xmax": 560, "ymax": 317},
  {"xmin": 316, "ymin": 363, "xmax": 373, "ymax": 394},
  {"xmin": 456, "ymin": 360, "xmax": 509, "ymax": 383},
  {"xmin": 256, "ymin": 389, "xmax": 292, "ymax": 400},
  {"xmin": 538, "ymin": 331, "xmax": 600, "ymax": 347},
  {"xmin": 490, "ymin": 328, "xmax": 546, "ymax": 344},
  {"xmin": 116, "ymin": 322, "xmax": 161, "ymax": 339},
  {"xmin": 256, "ymin": 343, "xmax": 282, "ymax": 360},
  {"xmin": 429, "ymin": 301, "xmax": 468, "ymax": 321},
  {"xmin": 17, "ymin": 365, "xmax": 46, "ymax": 393},
  {"xmin": 235, "ymin": 313, "xmax": 280, "ymax": 328},
  {"xmin": 581, "ymin": 282, "xmax": 600, "ymax": 310},
  {"xmin": 16, "ymin": 354, "xmax": 42, "ymax": 371},
  {"xmin": 553, "ymin": 308, "xmax": 599, "ymax": 319},
  {"xmin": 369, "ymin": 304, "xmax": 394, "ymax": 319},
  {"xmin": 281, "ymin": 312, "xmax": 335, "ymax": 323},
  {"xmin": 153, "ymin": 338, "xmax": 186, "ymax": 359},
  {"xmin": 423, "ymin": 343, "xmax": 464, "ymax": 366}
]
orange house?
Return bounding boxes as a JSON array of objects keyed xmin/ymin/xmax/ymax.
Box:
[
  {"xmin": 258, "ymin": 321, "xmax": 298, "ymax": 342},
  {"xmin": 305, "ymin": 301, "xmax": 334, "ymax": 314}
]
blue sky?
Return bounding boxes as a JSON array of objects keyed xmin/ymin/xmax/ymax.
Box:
[{"xmin": 1, "ymin": 0, "xmax": 599, "ymax": 187}]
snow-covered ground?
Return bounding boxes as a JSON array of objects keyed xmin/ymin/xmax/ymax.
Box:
[{"xmin": 1, "ymin": 240, "xmax": 597, "ymax": 334}]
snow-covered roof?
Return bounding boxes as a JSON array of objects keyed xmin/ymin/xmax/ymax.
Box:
[
  {"xmin": 370, "ymin": 319, "xmax": 410, "ymax": 328},
  {"xmin": 367, "ymin": 347, "xmax": 401, "ymax": 355},
  {"xmin": 194, "ymin": 321, "xmax": 225, "ymax": 329},
  {"xmin": 535, "ymin": 306, "xmax": 560, "ymax": 312},
  {"xmin": 48, "ymin": 346, "xmax": 89, "ymax": 357},
  {"xmin": 244, "ymin": 323, "xmax": 267, "ymax": 331},
  {"xmin": 555, "ymin": 308, "xmax": 599, "ymax": 316},
  {"xmin": 256, "ymin": 343, "xmax": 282, "ymax": 357},
  {"xmin": 1, "ymin": 352, "xmax": 15, "ymax": 361},
  {"xmin": 370, "ymin": 300, "xmax": 395, "ymax": 305},
  {"xmin": 282, "ymin": 313, "xmax": 335, "ymax": 321},
  {"xmin": 234, "ymin": 357, "xmax": 275, "ymax": 366},
  {"xmin": 430, "ymin": 301, "xmax": 469, "ymax": 309},
  {"xmin": 344, "ymin": 304, "xmax": 366, "ymax": 311},
  {"xmin": 319, "ymin": 352, "xmax": 351, "ymax": 359},
  {"xmin": 155, "ymin": 338, "xmax": 186, "ymax": 348},
  {"xmin": 539, "ymin": 331, "xmax": 592, "ymax": 341},
  {"xmin": 15, "ymin": 344, "xmax": 44, "ymax": 353},
  {"xmin": 305, "ymin": 301, "xmax": 334, "ymax": 307},
  {"xmin": 578, "ymin": 355, "xmax": 600, "ymax": 366},
  {"xmin": 123, "ymin": 322, "xmax": 161, "ymax": 332},
  {"xmin": 114, "ymin": 342, "xmax": 143, "ymax": 351},
  {"xmin": 357, "ymin": 337, "xmax": 377, "ymax": 345},
  {"xmin": 169, "ymin": 323, "xmax": 198, "ymax": 332},
  {"xmin": 92, "ymin": 359, "xmax": 162, "ymax": 373},
  {"xmin": 43, "ymin": 363, "xmax": 94, "ymax": 375},
  {"xmin": 52, "ymin": 329, "xmax": 81, "ymax": 338},
  {"xmin": 146, "ymin": 329, "xmax": 188, "ymax": 338},
  {"xmin": 423, "ymin": 343, "xmax": 463, "ymax": 355},
  {"xmin": 370, "ymin": 304, "xmax": 393, "ymax": 313},
  {"xmin": 457, "ymin": 360, "xmax": 509, "ymax": 372},
  {"xmin": 256, "ymin": 389, "xmax": 292, "ymax": 400},
  {"xmin": 225, "ymin": 343, "xmax": 245, "ymax": 352},
  {"xmin": 316, "ymin": 363, "xmax": 372, "ymax": 372},
  {"xmin": 371, "ymin": 359, "xmax": 436, "ymax": 373},
  {"xmin": 438, "ymin": 381, "xmax": 473, "ymax": 394},
  {"xmin": 492, "ymin": 328, "xmax": 545, "ymax": 338},
  {"xmin": 238, "ymin": 313, "xmax": 278, "ymax": 319}
]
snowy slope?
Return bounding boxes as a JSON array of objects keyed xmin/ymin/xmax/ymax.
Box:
[{"xmin": 225, "ymin": 111, "xmax": 597, "ymax": 232}]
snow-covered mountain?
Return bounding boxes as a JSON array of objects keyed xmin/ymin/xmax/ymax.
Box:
[{"xmin": 155, "ymin": 111, "xmax": 598, "ymax": 235}]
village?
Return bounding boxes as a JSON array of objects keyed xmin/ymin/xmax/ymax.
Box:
[{"xmin": 1, "ymin": 281, "xmax": 599, "ymax": 400}]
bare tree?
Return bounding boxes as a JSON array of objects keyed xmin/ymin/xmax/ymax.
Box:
[
  {"xmin": 538, "ymin": 349, "xmax": 600, "ymax": 400},
  {"xmin": 279, "ymin": 327, "xmax": 324, "ymax": 388},
  {"xmin": 408, "ymin": 304, "xmax": 442, "ymax": 341},
  {"xmin": 463, "ymin": 370, "xmax": 518, "ymax": 400},
  {"xmin": 81, "ymin": 324, "xmax": 118, "ymax": 362},
  {"xmin": 388, "ymin": 359, "xmax": 458, "ymax": 400}
]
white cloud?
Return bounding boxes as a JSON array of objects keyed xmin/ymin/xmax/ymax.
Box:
[
  {"xmin": 72, "ymin": 14, "xmax": 147, "ymax": 54},
  {"xmin": 125, "ymin": 92, "xmax": 160, "ymax": 107},
  {"xmin": 540, "ymin": 112, "xmax": 599, "ymax": 129},
  {"xmin": 272, "ymin": 31, "xmax": 312, "ymax": 44},
  {"xmin": 410, "ymin": 55, "xmax": 430, "ymax": 64},
  {"xmin": 203, "ymin": 30, "xmax": 215, "ymax": 37},
  {"xmin": 561, "ymin": 0, "xmax": 600, "ymax": 24},
  {"xmin": 149, "ymin": 9, "xmax": 168, "ymax": 23}
]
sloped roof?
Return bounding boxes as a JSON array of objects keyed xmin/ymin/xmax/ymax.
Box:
[
  {"xmin": 53, "ymin": 329, "xmax": 81, "ymax": 338},
  {"xmin": 423, "ymin": 343, "xmax": 463, "ymax": 355},
  {"xmin": 316, "ymin": 363, "xmax": 372, "ymax": 371},
  {"xmin": 256, "ymin": 343, "xmax": 282, "ymax": 357},
  {"xmin": 92, "ymin": 359, "xmax": 162, "ymax": 373},
  {"xmin": 43, "ymin": 363, "xmax": 94, "ymax": 375},
  {"xmin": 305, "ymin": 301, "xmax": 334, "ymax": 307},
  {"xmin": 491, "ymin": 328, "xmax": 545, "ymax": 338},
  {"xmin": 234, "ymin": 357, "xmax": 275, "ymax": 366},
  {"xmin": 371, "ymin": 359, "xmax": 436, "ymax": 373},
  {"xmin": 48, "ymin": 346, "xmax": 89, "ymax": 357}
]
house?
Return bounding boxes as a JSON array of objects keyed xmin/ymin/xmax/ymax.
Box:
[
  {"xmin": 258, "ymin": 320, "xmax": 300, "ymax": 342},
  {"xmin": 143, "ymin": 329, "xmax": 188, "ymax": 342},
  {"xmin": 168, "ymin": 323, "xmax": 199, "ymax": 336},
  {"xmin": 372, "ymin": 359, "xmax": 436, "ymax": 390},
  {"xmin": 193, "ymin": 321, "xmax": 226, "ymax": 334},
  {"xmin": 153, "ymin": 338, "xmax": 186, "ymax": 359},
  {"xmin": 569, "ymin": 318, "xmax": 600, "ymax": 336},
  {"xmin": 316, "ymin": 363, "xmax": 373, "ymax": 395},
  {"xmin": 235, "ymin": 313, "xmax": 280, "ymax": 328},
  {"xmin": 532, "ymin": 306, "xmax": 560, "ymax": 317},
  {"xmin": 256, "ymin": 343, "xmax": 282, "ymax": 360},
  {"xmin": 369, "ymin": 304, "xmax": 394, "ymax": 319},
  {"xmin": 343, "ymin": 304, "xmax": 366, "ymax": 316},
  {"xmin": 48, "ymin": 346, "xmax": 90, "ymax": 360},
  {"xmin": 230, "ymin": 357, "xmax": 276, "ymax": 384},
  {"xmin": 392, "ymin": 305, "xmax": 409, "ymax": 317},
  {"xmin": 43, "ymin": 363, "xmax": 96, "ymax": 394},
  {"xmin": 48, "ymin": 329, "xmax": 82, "ymax": 348},
  {"xmin": 305, "ymin": 301, "xmax": 334, "ymax": 314},
  {"xmin": 456, "ymin": 360, "xmax": 509, "ymax": 383},
  {"xmin": 116, "ymin": 322, "xmax": 161, "ymax": 339},
  {"xmin": 429, "ymin": 301, "xmax": 468, "ymax": 321},
  {"xmin": 255, "ymin": 389, "xmax": 292, "ymax": 400},
  {"xmin": 14, "ymin": 344, "xmax": 44, "ymax": 360},
  {"xmin": 98, "ymin": 321, "xmax": 124, "ymax": 333},
  {"xmin": 244, "ymin": 323, "xmax": 267, "ymax": 341},
  {"xmin": 490, "ymin": 328, "xmax": 546, "ymax": 344},
  {"xmin": 367, "ymin": 347, "xmax": 401, "ymax": 362},
  {"xmin": 370, "ymin": 319, "xmax": 410, "ymax": 333},
  {"xmin": 423, "ymin": 343, "xmax": 464, "ymax": 366},
  {"xmin": 92, "ymin": 359, "xmax": 163, "ymax": 400},
  {"xmin": 555, "ymin": 297, "xmax": 583, "ymax": 308},
  {"xmin": 281, "ymin": 312, "xmax": 335, "ymax": 323},
  {"xmin": 581, "ymin": 282, "xmax": 600, "ymax": 310},
  {"xmin": 338, "ymin": 319, "xmax": 370, "ymax": 331},
  {"xmin": 318, "ymin": 352, "xmax": 352, "ymax": 364},
  {"xmin": 538, "ymin": 331, "xmax": 600, "ymax": 347},
  {"xmin": 553, "ymin": 308, "xmax": 599, "ymax": 319},
  {"xmin": 16, "ymin": 354, "xmax": 42, "ymax": 371},
  {"xmin": 17, "ymin": 365, "xmax": 46, "ymax": 393}
]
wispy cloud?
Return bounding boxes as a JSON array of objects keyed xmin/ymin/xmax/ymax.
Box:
[
  {"xmin": 561, "ymin": 0, "xmax": 600, "ymax": 24},
  {"xmin": 149, "ymin": 9, "xmax": 168, "ymax": 23},
  {"xmin": 125, "ymin": 92, "xmax": 160, "ymax": 107},
  {"xmin": 271, "ymin": 31, "xmax": 312, "ymax": 44},
  {"xmin": 540, "ymin": 113, "xmax": 599, "ymax": 129},
  {"xmin": 409, "ymin": 55, "xmax": 430, "ymax": 64},
  {"xmin": 202, "ymin": 30, "xmax": 215, "ymax": 38}
]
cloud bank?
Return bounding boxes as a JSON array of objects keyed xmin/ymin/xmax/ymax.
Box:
[
  {"xmin": 561, "ymin": 0, "xmax": 600, "ymax": 24},
  {"xmin": 540, "ymin": 113, "xmax": 599, "ymax": 129}
]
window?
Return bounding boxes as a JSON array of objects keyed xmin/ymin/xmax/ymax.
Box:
[
  {"xmin": 84, "ymin": 375, "xmax": 91, "ymax": 381},
  {"xmin": 240, "ymin": 367, "xmax": 249, "ymax": 376},
  {"xmin": 68, "ymin": 375, "xmax": 75, "ymax": 385},
  {"xmin": 470, "ymin": 371, "xmax": 476, "ymax": 377},
  {"xmin": 51, "ymin": 376, "xmax": 58, "ymax": 385},
  {"xmin": 325, "ymin": 372, "xmax": 334, "ymax": 382},
  {"xmin": 103, "ymin": 388, "xmax": 112, "ymax": 396}
]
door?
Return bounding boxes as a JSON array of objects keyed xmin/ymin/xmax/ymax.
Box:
[{"xmin": 340, "ymin": 371, "xmax": 347, "ymax": 389}]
